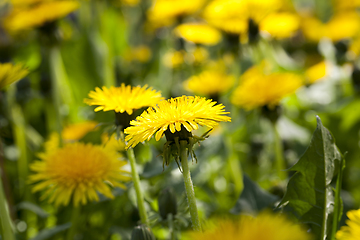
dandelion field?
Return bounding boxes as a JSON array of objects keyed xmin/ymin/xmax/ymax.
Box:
[{"xmin": 1, "ymin": 0, "xmax": 360, "ymax": 239}]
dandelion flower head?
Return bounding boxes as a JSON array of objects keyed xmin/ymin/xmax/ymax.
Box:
[
  {"xmin": 305, "ymin": 61, "xmax": 328, "ymax": 84},
  {"xmin": 231, "ymin": 63, "xmax": 303, "ymax": 110},
  {"xmin": 174, "ymin": 23, "xmax": 222, "ymax": 46},
  {"xmin": 0, "ymin": 63, "xmax": 29, "ymax": 89},
  {"xmin": 336, "ymin": 209, "xmax": 360, "ymax": 240},
  {"xmin": 84, "ymin": 84, "xmax": 163, "ymax": 115},
  {"xmin": 61, "ymin": 121, "xmax": 98, "ymax": 142},
  {"xmin": 259, "ymin": 12, "xmax": 300, "ymax": 39},
  {"xmin": 162, "ymin": 50, "xmax": 185, "ymax": 68},
  {"xmin": 30, "ymin": 142, "xmax": 131, "ymax": 206},
  {"xmin": 124, "ymin": 96, "xmax": 231, "ymax": 148},
  {"xmin": 3, "ymin": 0, "xmax": 79, "ymax": 32},
  {"xmin": 184, "ymin": 70, "xmax": 235, "ymax": 96},
  {"xmin": 187, "ymin": 211, "xmax": 312, "ymax": 240}
]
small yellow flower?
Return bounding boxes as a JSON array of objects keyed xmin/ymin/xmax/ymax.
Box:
[
  {"xmin": 231, "ymin": 63, "xmax": 303, "ymax": 110},
  {"xmin": 29, "ymin": 142, "xmax": 131, "ymax": 206},
  {"xmin": 123, "ymin": 45, "xmax": 152, "ymax": 63},
  {"xmin": 0, "ymin": 63, "xmax": 29, "ymax": 89},
  {"xmin": 260, "ymin": 12, "xmax": 300, "ymax": 39},
  {"xmin": 147, "ymin": 0, "xmax": 205, "ymax": 27},
  {"xmin": 305, "ymin": 61, "xmax": 328, "ymax": 84},
  {"xmin": 187, "ymin": 211, "xmax": 312, "ymax": 240},
  {"xmin": 84, "ymin": 84, "xmax": 163, "ymax": 115},
  {"xmin": 332, "ymin": 0, "xmax": 360, "ymax": 12},
  {"xmin": 186, "ymin": 47, "xmax": 209, "ymax": 65},
  {"xmin": 184, "ymin": 70, "xmax": 235, "ymax": 96},
  {"xmin": 336, "ymin": 209, "xmax": 360, "ymax": 240},
  {"xmin": 3, "ymin": 0, "xmax": 79, "ymax": 32},
  {"xmin": 62, "ymin": 121, "xmax": 98, "ymax": 142},
  {"xmin": 124, "ymin": 96, "xmax": 231, "ymax": 149},
  {"xmin": 101, "ymin": 133, "xmax": 126, "ymax": 152},
  {"xmin": 301, "ymin": 12, "xmax": 360, "ymax": 42},
  {"xmin": 174, "ymin": 23, "xmax": 222, "ymax": 45},
  {"xmin": 119, "ymin": 0, "xmax": 139, "ymax": 6},
  {"xmin": 162, "ymin": 50, "xmax": 185, "ymax": 68}
]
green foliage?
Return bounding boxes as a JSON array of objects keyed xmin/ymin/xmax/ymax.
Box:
[{"xmin": 279, "ymin": 116, "xmax": 343, "ymax": 240}]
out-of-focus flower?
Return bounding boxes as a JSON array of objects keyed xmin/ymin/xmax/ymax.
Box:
[
  {"xmin": 147, "ymin": 0, "xmax": 205, "ymax": 28},
  {"xmin": 30, "ymin": 142, "xmax": 131, "ymax": 206},
  {"xmin": 119, "ymin": 0, "xmax": 139, "ymax": 7},
  {"xmin": 184, "ymin": 70, "xmax": 235, "ymax": 96},
  {"xmin": 124, "ymin": 96, "xmax": 231, "ymax": 149},
  {"xmin": 259, "ymin": 12, "xmax": 300, "ymax": 39},
  {"xmin": 101, "ymin": 133, "xmax": 126, "ymax": 152},
  {"xmin": 84, "ymin": 84, "xmax": 163, "ymax": 115},
  {"xmin": 231, "ymin": 63, "xmax": 303, "ymax": 110},
  {"xmin": 62, "ymin": 121, "xmax": 98, "ymax": 142},
  {"xmin": 301, "ymin": 12, "xmax": 360, "ymax": 42},
  {"xmin": 3, "ymin": 0, "xmax": 79, "ymax": 32},
  {"xmin": 332, "ymin": 0, "xmax": 360, "ymax": 12},
  {"xmin": 203, "ymin": 0, "xmax": 291, "ymax": 36},
  {"xmin": 0, "ymin": 63, "xmax": 28, "ymax": 89},
  {"xmin": 123, "ymin": 45, "xmax": 152, "ymax": 63},
  {"xmin": 162, "ymin": 50, "xmax": 185, "ymax": 68},
  {"xmin": 185, "ymin": 47, "xmax": 209, "ymax": 65},
  {"xmin": 305, "ymin": 61, "xmax": 328, "ymax": 84},
  {"xmin": 187, "ymin": 211, "xmax": 312, "ymax": 240},
  {"xmin": 336, "ymin": 209, "xmax": 360, "ymax": 240},
  {"xmin": 174, "ymin": 23, "xmax": 222, "ymax": 45}
]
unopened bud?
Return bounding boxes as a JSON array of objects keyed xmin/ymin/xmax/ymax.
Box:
[{"xmin": 158, "ymin": 188, "xmax": 177, "ymax": 220}]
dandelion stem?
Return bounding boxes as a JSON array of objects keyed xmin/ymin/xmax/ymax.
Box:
[
  {"xmin": 0, "ymin": 140, "xmax": 15, "ymax": 240},
  {"xmin": 273, "ymin": 123, "xmax": 286, "ymax": 180},
  {"xmin": 67, "ymin": 206, "xmax": 81, "ymax": 240},
  {"xmin": 179, "ymin": 140, "xmax": 201, "ymax": 231},
  {"xmin": 127, "ymin": 148, "xmax": 149, "ymax": 226}
]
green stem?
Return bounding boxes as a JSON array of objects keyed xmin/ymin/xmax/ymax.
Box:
[
  {"xmin": 66, "ymin": 206, "xmax": 81, "ymax": 240},
  {"xmin": 126, "ymin": 148, "xmax": 149, "ymax": 226},
  {"xmin": 0, "ymin": 142, "xmax": 15, "ymax": 240},
  {"xmin": 179, "ymin": 141, "xmax": 201, "ymax": 231},
  {"xmin": 168, "ymin": 213, "xmax": 176, "ymax": 240},
  {"xmin": 273, "ymin": 123, "xmax": 286, "ymax": 180}
]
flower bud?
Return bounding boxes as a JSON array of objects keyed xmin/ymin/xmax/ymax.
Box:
[
  {"xmin": 158, "ymin": 188, "xmax": 177, "ymax": 220},
  {"xmin": 131, "ymin": 225, "xmax": 156, "ymax": 240}
]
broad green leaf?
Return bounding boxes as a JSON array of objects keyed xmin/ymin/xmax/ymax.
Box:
[
  {"xmin": 30, "ymin": 223, "xmax": 71, "ymax": 240},
  {"xmin": 279, "ymin": 116, "xmax": 342, "ymax": 240},
  {"xmin": 231, "ymin": 174, "xmax": 279, "ymax": 214}
]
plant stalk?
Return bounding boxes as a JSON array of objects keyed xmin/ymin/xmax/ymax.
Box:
[
  {"xmin": 127, "ymin": 148, "xmax": 149, "ymax": 226},
  {"xmin": 179, "ymin": 140, "xmax": 201, "ymax": 231},
  {"xmin": 273, "ymin": 123, "xmax": 286, "ymax": 180},
  {"xmin": 66, "ymin": 206, "xmax": 81, "ymax": 240}
]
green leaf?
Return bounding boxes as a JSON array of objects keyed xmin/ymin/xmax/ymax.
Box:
[
  {"xmin": 231, "ymin": 174, "xmax": 279, "ymax": 214},
  {"xmin": 17, "ymin": 202, "xmax": 49, "ymax": 219},
  {"xmin": 278, "ymin": 116, "xmax": 342, "ymax": 240},
  {"xmin": 30, "ymin": 223, "xmax": 71, "ymax": 240}
]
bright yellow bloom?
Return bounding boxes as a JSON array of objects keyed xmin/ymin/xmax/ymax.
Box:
[
  {"xmin": 305, "ymin": 61, "xmax": 327, "ymax": 84},
  {"xmin": 336, "ymin": 209, "xmax": 360, "ymax": 240},
  {"xmin": 0, "ymin": 63, "xmax": 29, "ymax": 89},
  {"xmin": 162, "ymin": 50, "xmax": 185, "ymax": 68},
  {"xmin": 123, "ymin": 45, "xmax": 152, "ymax": 63},
  {"xmin": 147, "ymin": 0, "xmax": 205, "ymax": 27},
  {"xmin": 187, "ymin": 47, "xmax": 209, "ymax": 65},
  {"xmin": 301, "ymin": 12, "xmax": 360, "ymax": 42},
  {"xmin": 29, "ymin": 142, "xmax": 131, "ymax": 206},
  {"xmin": 3, "ymin": 0, "xmax": 79, "ymax": 32},
  {"xmin": 203, "ymin": 0, "xmax": 286, "ymax": 35},
  {"xmin": 124, "ymin": 96, "xmax": 231, "ymax": 148},
  {"xmin": 187, "ymin": 211, "xmax": 312, "ymax": 240},
  {"xmin": 175, "ymin": 23, "xmax": 222, "ymax": 45},
  {"xmin": 260, "ymin": 12, "xmax": 300, "ymax": 39},
  {"xmin": 62, "ymin": 121, "xmax": 98, "ymax": 142},
  {"xmin": 332, "ymin": 0, "xmax": 360, "ymax": 12},
  {"xmin": 101, "ymin": 133, "xmax": 126, "ymax": 152},
  {"xmin": 84, "ymin": 84, "xmax": 163, "ymax": 115},
  {"xmin": 231, "ymin": 63, "xmax": 303, "ymax": 110},
  {"xmin": 184, "ymin": 70, "xmax": 235, "ymax": 96}
]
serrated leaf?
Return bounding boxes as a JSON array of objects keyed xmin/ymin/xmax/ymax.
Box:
[
  {"xmin": 231, "ymin": 174, "xmax": 279, "ymax": 214},
  {"xmin": 30, "ymin": 223, "xmax": 71, "ymax": 240},
  {"xmin": 279, "ymin": 116, "xmax": 342, "ymax": 240}
]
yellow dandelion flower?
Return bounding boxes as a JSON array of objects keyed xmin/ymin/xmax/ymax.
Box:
[
  {"xmin": 301, "ymin": 12, "xmax": 360, "ymax": 42},
  {"xmin": 305, "ymin": 61, "xmax": 328, "ymax": 84},
  {"xmin": 84, "ymin": 84, "xmax": 163, "ymax": 115},
  {"xmin": 29, "ymin": 142, "xmax": 131, "ymax": 206},
  {"xmin": 3, "ymin": 0, "xmax": 79, "ymax": 32},
  {"xmin": 184, "ymin": 70, "xmax": 235, "ymax": 96},
  {"xmin": 186, "ymin": 211, "xmax": 312, "ymax": 240},
  {"xmin": 332, "ymin": 0, "xmax": 360, "ymax": 12},
  {"xmin": 147, "ymin": 0, "xmax": 205, "ymax": 27},
  {"xmin": 124, "ymin": 96, "xmax": 231, "ymax": 149},
  {"xmin": 162, "ymin": 50, "xmax": 185, "ymax": 68},
  {"xmin": 101, "ymin": 133, "xmax": 126, "ymax": 152},
  {"xmin": 336, "ymin": 209, "xmax": 360, "ymax": 240},
  {"xmin": 231, "ymin": 64, "xmax": 303, "ymax": 110},
  {"xmin": 62, "ymin": 121, "xmax": 98, "ymax": 142},
  {"xmin": 123, "ymin": 45, "xmax": 152, "ymax": 63},
  {"xmin": 0, "ymin": 63, "xmax": 29, "ymax": 89},
  {"xmin": 174, "ymin": 23, "xmax": 222, "ymax": 46},
  {"xmin": 119, "ymin": 0, "xmax": 139, "ymax": 6},
  {"xmin": 260, "ymin": 12, "xmax": 300, "ymax": 39}
]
